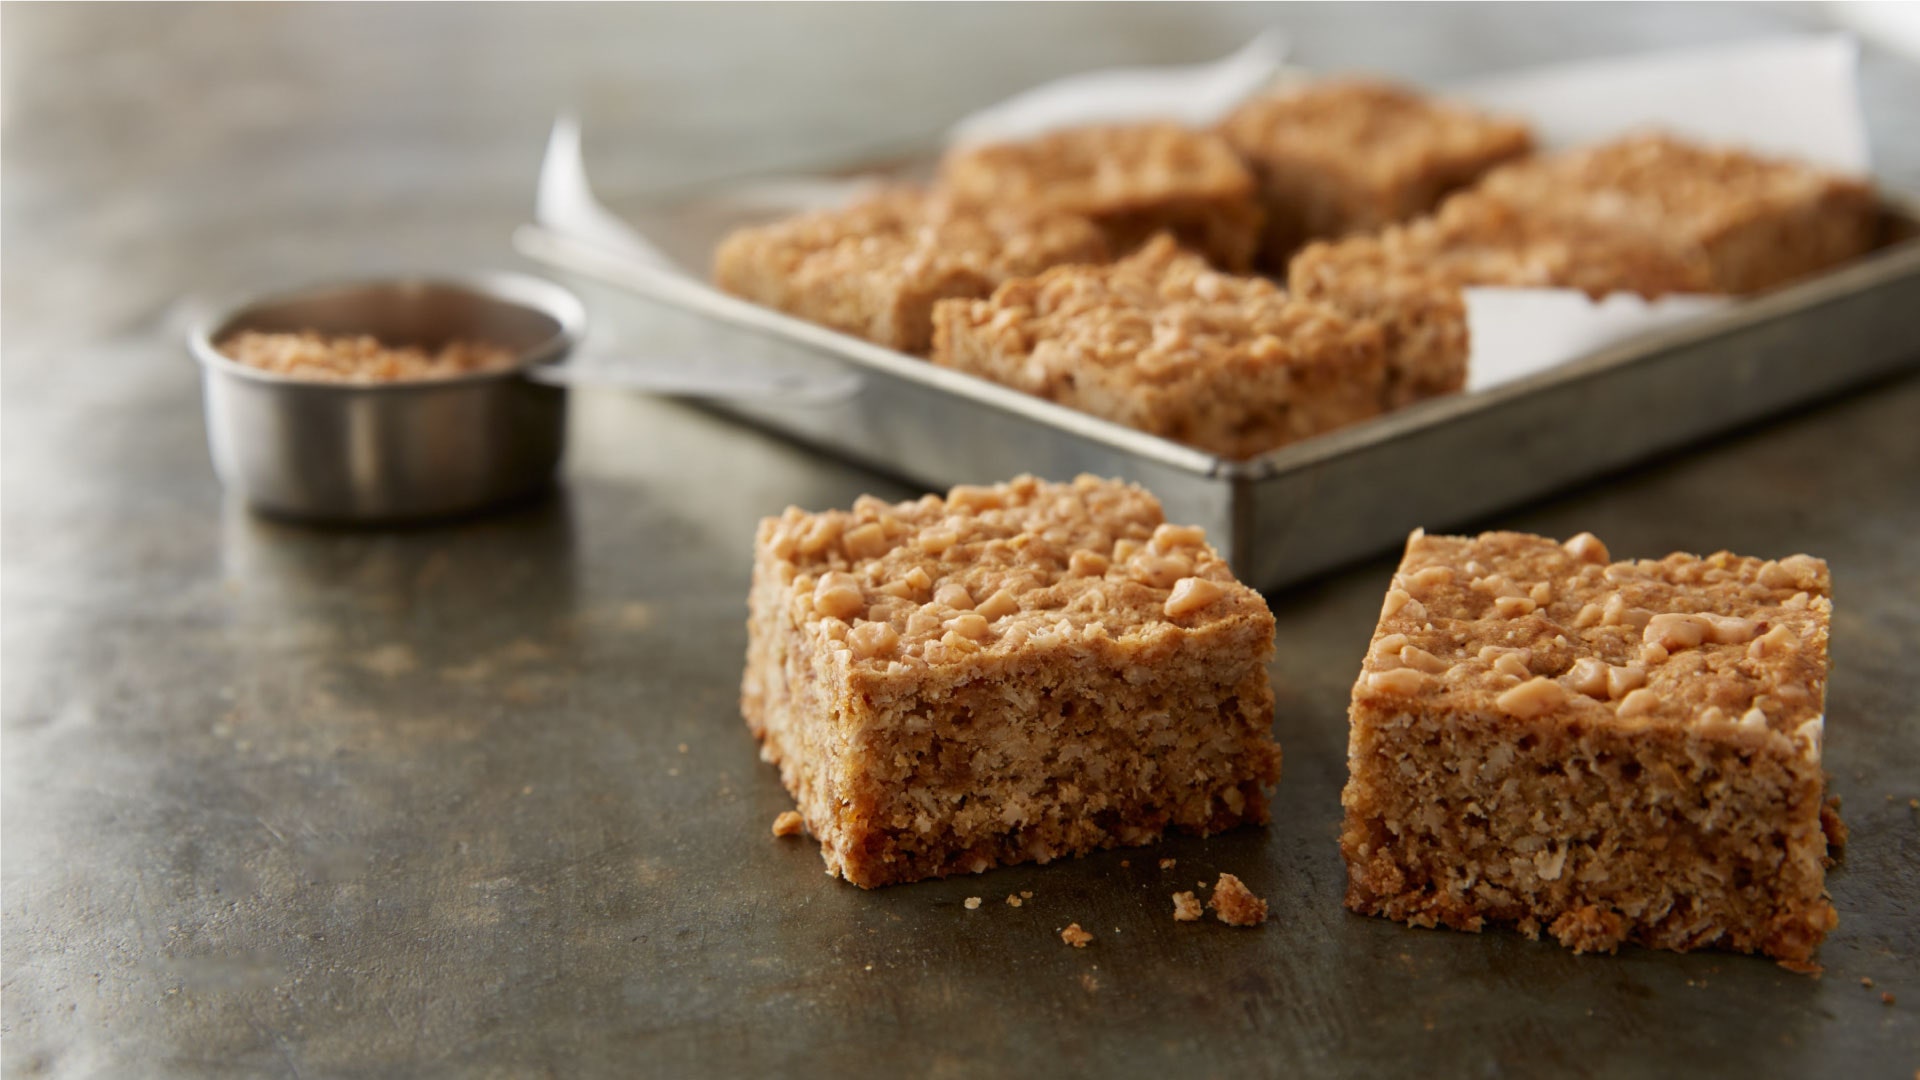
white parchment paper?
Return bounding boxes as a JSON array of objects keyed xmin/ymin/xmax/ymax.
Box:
[
  {"xmin": 1464, "ymin": 288, "xmax": 1731, "ymax": 392},
  {"xmin": 536, "ymin": 33, "xmax": 1871, "ymax": 393},
  {"xmin": 1452, "ymin": 34, "xmax": 1868, "ymax": 172},
  {"xmin": 947, "ymin": 31, "xmax": 1294, "ymax": 148}
]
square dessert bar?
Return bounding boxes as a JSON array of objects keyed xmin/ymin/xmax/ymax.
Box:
[
  {"xmin": 711, "ymin": 188, "xmax": 1108, "ymax": 354},
  {"xmin": 1472, "ymin": 132, "xmax": 1880, "ymax": 293},
  {"xmin": 931, "ymin": 235, "xmax": 1385, "ymax": 459},
  {"xmin": 940, "ymin": 123, "xmax": 1265, "ymax": 272},
  {"xmin": 1289, "ymin": 194, "xmax": 1716, "ymax": 409},
  {"xmin": 1342, "ymin": 529, "xmax": 1840, "ymax": 963},
  {"xmin": 742, "ymin": 475, "xmax": 1282, "ymax": 888},
  {"xmin": 1218, "ymin": 79, "xmax": 1533, "ymax": 269}
]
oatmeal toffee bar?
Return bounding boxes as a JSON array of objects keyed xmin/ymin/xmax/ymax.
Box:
[
  {"xmin": 941, "ymin": 123, "xmax": 1265, "ymax": 272},
  {"xmin": 933, "ymin": 236, "xmax": 1384, "ymax": 458},
  {"xmin": 743, "ymin": 476, "xmax": 1282, "ymax": 888},
  {"xmin": 713, "ymin": 188, "xmax": 1107, "ymax": 354},
  {"xmin": 1342, "ymin": 529, "xmax": 1839, "ymax": 963},
  {"xmin": 1219, "ymin": 78, "xmax": 1532, "ymax": 269}
]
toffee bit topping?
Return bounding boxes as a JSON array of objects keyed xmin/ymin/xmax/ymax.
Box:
[
  {"xmin": 1362, "ymin": 530, "xmax": 1828, "ymax": 734},
  {"xmin": 760, "ymin": 476, "xmax": 1264, "ymax": 667}
]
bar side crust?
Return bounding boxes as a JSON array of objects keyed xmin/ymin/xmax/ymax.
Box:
[
  {"xmin": 744, "ymin": 475, "xmax": 1281, "ymax": 888},
  {"xmin": 1340, "ymin": 529, "xmax": 1837, "ymax": 964}
]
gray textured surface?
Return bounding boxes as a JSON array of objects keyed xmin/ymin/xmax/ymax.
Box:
[{"xmin": 4, "ymin": 4, "xmax": 1918, "ymax": 1077}]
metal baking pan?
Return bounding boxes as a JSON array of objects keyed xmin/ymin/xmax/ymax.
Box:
[{"xmin": 513, "ymin": 133, "xmax": 1920, "ymax": 591}]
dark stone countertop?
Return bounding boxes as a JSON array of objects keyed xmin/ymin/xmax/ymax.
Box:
[{"xmin": 3, "ymin": 4, "xmax": 1916, "ymax": 1076}]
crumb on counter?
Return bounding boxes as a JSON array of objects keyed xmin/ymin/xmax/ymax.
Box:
[
  {"xmin": 1061, "ymin": 923, "xmax": 1094, "ymax": 948},
  {"xmin": 1172, "ymin": 891, "xmax": 1203, "ymax": 922},
  {"xmin": 964, "ymin": 896, "xmax": 982, "ymax": 910},
  {"xmin": 1159, "ymin": 858, "xmax": 1177, "ymax": 870},
  {"xmin": 1209, "ymin": 873, "xmax": 1270, "ymax": 927},
  {"xmin": 1020, "ymin": 890, "xmax": 1033, "ymax": 899},
  {"xmin": 1006, "ymin": 895, "xmax": 1023, "ymax": 908},
  {"xmin": 772, "ymin": 810, "xmax": 805, "ymax": 838}
]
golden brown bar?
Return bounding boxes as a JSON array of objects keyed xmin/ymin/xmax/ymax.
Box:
[
  {"xmin": 711, "ymin": 188, "xmax": 1107, "ymax": 354},
  {"xmin": 1289, "ymin": 194, "xmax": 1716, "ymax": 408},
  {"xmin": 742, "ymin": 475, "xmax": 1282, "ymax": 888},
  {"xmin": 940, "ymin": 123, "xmax": 1265, "ymax": 272},
  {"xmin": 1341, "ymin": 529, "xmax": 1840, "ymax": 964},
  {"xmin": 1471, "ymin": 132, "xmax": 1879, "ymax": 293},
  {"xmin": 933, "ymin": 236, "xmax": 1385, "ymax": 459},
  {"xmin": 1219, "ymin": 79, "xmax": 1532, "ymax": 269}
]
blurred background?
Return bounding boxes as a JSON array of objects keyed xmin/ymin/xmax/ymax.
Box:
[
  {"xmin": 7, "ymin": 2, "xmax": 1920, "ymax": 348},
  {"xmin": 5, "ymin": 5, "xmax": 1919, "ymax": 1077}
]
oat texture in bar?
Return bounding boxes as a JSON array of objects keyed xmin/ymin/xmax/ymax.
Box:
[
  {"xmin": 1218, "ymin": 79, "xmax": 1533, "ymax": 270},
  {"xmin": 1471, "ymin": 132, "xmax": 1880, "ymax": 294},
  {"xmin": 711, "ymin": 188, "xmax": 1108, "ymax": 354},
  {"xmin": 1341, "ymin": 529, "xmax": 1839, "ymax": 963},
  {"xmin": 742, "ymin": 475, "xmax": 1282, "ymax": 888},
  {"xmin": 933, "ymin": 236, "xmax": 1385, "ymax": 459},
  {"xmin": 1289, "ymin": 194, "xmax": 1716, "ymax": 409},
  {"xmin": 940, "ymin": 123, "xmax": 1265, "ymax": 272}
]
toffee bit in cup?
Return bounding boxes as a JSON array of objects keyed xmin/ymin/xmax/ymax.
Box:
[{"xmin": 218, "ymin": 330, "xmax": 520, "ymax": 384}]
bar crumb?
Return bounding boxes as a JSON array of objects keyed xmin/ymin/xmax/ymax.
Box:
[
  {"xmin": 771, "ymin": 810, "xmax": 805, "ymax": 838},
  {"xmin": 1172, "ymin": 891, "xmax": 1203, "ymax": 922},
  {"xmin": 964, "ymin": 896, "xmax": 982, "ymax": 910},
  {"xmin": 1020, "ymin": 890, "xmax": 1033, "ymax": 899},
  {"xmin": 1061, "ymin": 923, "xmax": 1094, "ymax": 948},
  {"xmin": 1862, "ymin": 976, "xmax": 1876, "ymax": 988},
  {"xmin": 1159, "ymin": 858, "xmax": 1177, "ymax": 870},
  {"xmin": 1006, "ymin": 895, "xmax": 1023, "ymax": 908},
  {"xmin": 1882, "ymin": 991, "xmax": 1897, "ymax": 1006},
  {"xmin": 1209, "ymin": 872, "xmax": 1270, "ymax": 927}
]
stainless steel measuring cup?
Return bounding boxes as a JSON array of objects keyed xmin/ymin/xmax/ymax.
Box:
[{"xmin": 189, "ymin": 272, "xmax": 853, "ymax": 523}]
